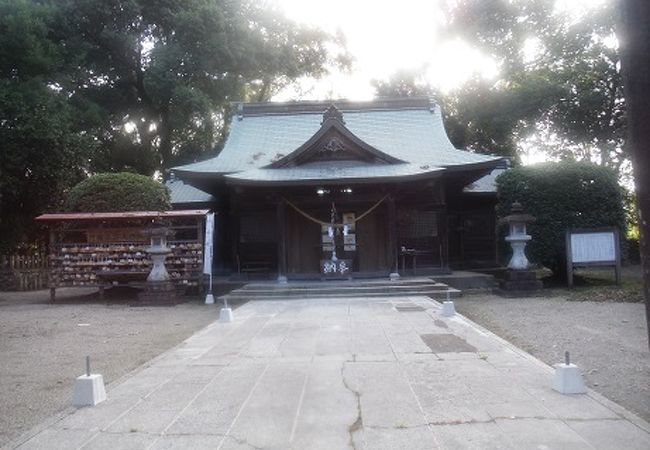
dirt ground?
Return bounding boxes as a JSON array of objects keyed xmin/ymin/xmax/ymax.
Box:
[
  {"xmin": 0, "ymin": 287, "xmax": 219, "ymax": 447},
  {"xmin": 455, "ymin": 293, "xmax": 650, "ymax": 423}
]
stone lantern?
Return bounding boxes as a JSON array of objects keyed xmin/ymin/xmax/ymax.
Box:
[
  {"xmin": 144, "ymin": 225, "xmax": 173, "ymax": 282},
  {"xmin": 502, "ymin": 201, "xmax": 535, "ymax": 270},
  {"xmin": 498, "ymin": 202, "xmax": 542, "ymax": 294},
  {"xmin": 137, "ymin": 221, "xmax": 179, "ymax": 305}
]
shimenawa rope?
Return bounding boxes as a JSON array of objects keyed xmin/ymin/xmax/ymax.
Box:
[{"xmin": 283, "ymin": 194, "xmax": 390, "ymax": 227}]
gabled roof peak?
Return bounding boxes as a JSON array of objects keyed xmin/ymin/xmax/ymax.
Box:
[
  {"xmin": 269, "ymin": 112, "xmax": 403, "ymax": 168},
  {"xmin": 322, "ymin": 104, "xmax": 345, "ymax": 124}
]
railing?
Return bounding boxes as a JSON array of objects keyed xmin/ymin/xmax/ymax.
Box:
[{"xmin": 0, "ymin": 253, "xmax": 49, "ymax": 291}]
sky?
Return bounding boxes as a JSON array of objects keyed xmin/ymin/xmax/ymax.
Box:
[
  {"xmin": 272, "ymin": 0, "xmax": 609, "ymax": 165},
  {"xmin": 273, "ymin": 0, "xmax": 608, "ymax": 102}
]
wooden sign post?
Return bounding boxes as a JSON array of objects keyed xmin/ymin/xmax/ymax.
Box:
[{"xmin": 566, "ymin": 228, "xmax": 621, "ymax": 288}]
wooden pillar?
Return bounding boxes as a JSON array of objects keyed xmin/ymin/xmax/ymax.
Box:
[
  {"xmin": 440, "ymin": 209, "xmax": 450, "ymax": 272},
  {"xmin": 277, "ymin": 199, "xmax": 288, "ymax": 283},
  {"xmin": 387, "ymin": 194, "xmax": 399, "ymax": 276},
  {"xmin": 439, "ymin": 181, "xmax": 450, "ymax": 273},
  {"xmin": 229, "ymin": 194, "xmax": 240, "ymax": 275}
]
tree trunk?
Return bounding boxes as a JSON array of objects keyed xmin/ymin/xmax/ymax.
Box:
[
  {"xmin": 618, "ymin": 0, "xmax": 650, "ymax": 349},
  {"xmin": 159, "ymin": 105, "xmax": 173, "ymax": 170}
]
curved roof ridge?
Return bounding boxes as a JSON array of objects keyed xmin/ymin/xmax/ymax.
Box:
[{"xmin": 237, "ymin": 97, "xmax": 437, "ymax": 117}]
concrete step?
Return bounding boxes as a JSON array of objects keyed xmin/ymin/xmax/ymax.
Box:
[
  {"xmin": 221, "ymin": 289, "xmax": 461, "ymax": 302},
  {"xmin": 233, "ymin": 283, "xmax": 449, "ymax": 295},
  {"xmin": 220, "ymin": 279, "xmax": 461, "ymax": 302},
  {"xmin": 240, "ymin": 278, "xmax": 441, "ymax": 291},
  {"xmin": 434, "ymin": 271, "xmax": 498, "ymax": 291}
]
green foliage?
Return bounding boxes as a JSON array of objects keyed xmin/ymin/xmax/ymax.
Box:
[
  {"xmin": 0, "ymin": 0, "xmax": 95, "ymax": 252},
  {"xmin": 496, "ymin": 161, "xmax": 626, "ymax": 276},
  {"xmin": 49, "ymin": 0, "xmax": 339, "ymax": 172},
  {"xmin": 65, "ymin": 173, "xmax": 171, "ymax": 212},
  {"xmin": 442, "ymin": 0, "xmax": 626, "ymax": 171},
  {"xmin": 372, "ymin": 69, "xmax": 438, "ymax": 99},
  {"xmin": 0, "ymin": 0, "xmax": 337, "ymax": 250}
]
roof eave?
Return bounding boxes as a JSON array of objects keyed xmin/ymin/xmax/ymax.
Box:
[
  {"xmin": 223, "ymin": 170, "xmax": 444, "ymax": 187},
  {"xmin": 442, "ymin": 157, "xmax": 504, "ymax": 173}
]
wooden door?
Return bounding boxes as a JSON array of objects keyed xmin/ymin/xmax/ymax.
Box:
[
  {"xmin": 286, "ymin": 207, "xmax": 321, "ymax": 274},
  {"xmin": 357, "ymin": 207, "xmax": 389, "ymax": 272}
]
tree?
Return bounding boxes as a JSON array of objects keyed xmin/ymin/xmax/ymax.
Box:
[
  {"xmin": 443, "ymin": 0, "xmax": 627, "ymax": 171},
  {"xmin": 0, "ymin": 0, "xmax": 94, "ymax": 253},
  {"xmin": 0, "ymin": 0, "xmax": 339, "ymax": 251},
  {"xmin": 65, "ymin": 173, "xmax": 171, "ymax": 212},
  {"xmin": 372, "ymin": 69, "xmax": 437, "ymax": 99},
  {"xmin": 51, "ymin": 0, "xmax": 340, "ymax": 172},
  {"xmin": 496, "ymin": 161, "xmax": 626, "ymax": 277},
  {"xmin": 618, "ymin": 0, "xmax": 650, "ymax": 347},
  {"xmin": 371, "ymin": 68, "xmax": 550, "ymax": 158}
]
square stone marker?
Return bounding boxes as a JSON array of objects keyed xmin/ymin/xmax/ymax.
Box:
[{"xmin": 420, "ymin": 333, "xmax": 478, "ymax": 353}]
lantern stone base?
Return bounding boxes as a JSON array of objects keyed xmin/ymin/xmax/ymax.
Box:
[
  {"xmin": 495, "ymin": 269, "xmax": 543, "ymax": 297},
  {"xmin": 135, "ymin": 280, "xmax": 180, "ymax": 306}
]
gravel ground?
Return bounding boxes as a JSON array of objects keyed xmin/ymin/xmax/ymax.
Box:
[
  {"xmin": 1, "ymin": 282, "xmax": 648, "ymax": 446},
  {"xmin": 455, "ymin": 294, "xmax": 650, "ymax": 423},
  {"xmin": 0, "ymin": 288, "xmax": 219, "ymax": 447}
]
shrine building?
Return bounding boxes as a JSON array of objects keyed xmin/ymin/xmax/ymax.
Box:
[{"xmin": 173, "ymin": 97, "xmax": 505, "ymax": 280}]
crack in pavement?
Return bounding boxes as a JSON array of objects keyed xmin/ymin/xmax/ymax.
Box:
[
  {"xmin": 341, "ymin": 360, "xmax": 363, "ymax": 450},
  {"xmin": 363, "ymin": 414, "xmax": 626, "ymax": 431},
  {"xmin": 225, "ymin": 433, "xmax": 266, "ymax": 450}
]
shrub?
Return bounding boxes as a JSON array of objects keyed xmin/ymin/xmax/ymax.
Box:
[
  {"xmin": 65, "ymin": 172, "xmax": 171, "ymax": 212},
  {"xmin": 496, "ymin": 161, "xmax": 625, "ymax": 277}
]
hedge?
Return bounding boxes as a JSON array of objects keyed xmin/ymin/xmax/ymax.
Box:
[
  {"xmin": 65, "ymin": 172, "xmax": 171, "ymax": 212},
  {"xmin": 496, "ymin": 161, "xmax": 625, "ymax": 276}
]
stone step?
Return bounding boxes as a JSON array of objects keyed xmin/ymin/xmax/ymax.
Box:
[
  {"xmin": 240, "ymin": 278, "xmax": 446, "ymax": 291},
  {"xmin": 223, "ymin": 289, "xmax": 461, "ymax": 298},
  {"xmin": 434, "ymin": 271, "xmax": 498, "ymax": 291},
  {"xmin": 221, "ymin": 288, "xmax": 461, "ymax": 302},
  {"xmin": 220, "ymin": 280, "xmax": 461, "ymax": 302},
  {"xmin": 228, "ymin": 284, "xmax": 451, "ymax": 297}
]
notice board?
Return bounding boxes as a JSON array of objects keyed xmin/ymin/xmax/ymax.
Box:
[{"xmin": 566, "ymin": 228, "xmax": 620, "ymax": 287}]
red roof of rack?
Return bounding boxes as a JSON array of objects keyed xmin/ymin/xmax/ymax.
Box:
[{"xmin": 36, "ymin": 210, "xmax": 209, "ymax": 221}]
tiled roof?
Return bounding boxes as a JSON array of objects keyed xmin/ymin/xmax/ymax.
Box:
[
  {"xmin": 173, "ymin": 98, "xmax": 501, "ymax": 181},
  {"xmin": 225, "ymin": 160, "xmax": 444, "ymax": 185},
  {"xmin": 165, "ymin": 178, "xmax": 215, "ymax": 204}
]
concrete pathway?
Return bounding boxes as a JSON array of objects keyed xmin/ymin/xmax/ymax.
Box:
[{"xmin": 9, "ymin": 297, "xmax": 650, "ymax": 449}]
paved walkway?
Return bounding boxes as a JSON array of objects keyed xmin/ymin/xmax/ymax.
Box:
[{"xmin": 10, "ymin": 297, "xmax": 650, "ymax": 449}]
